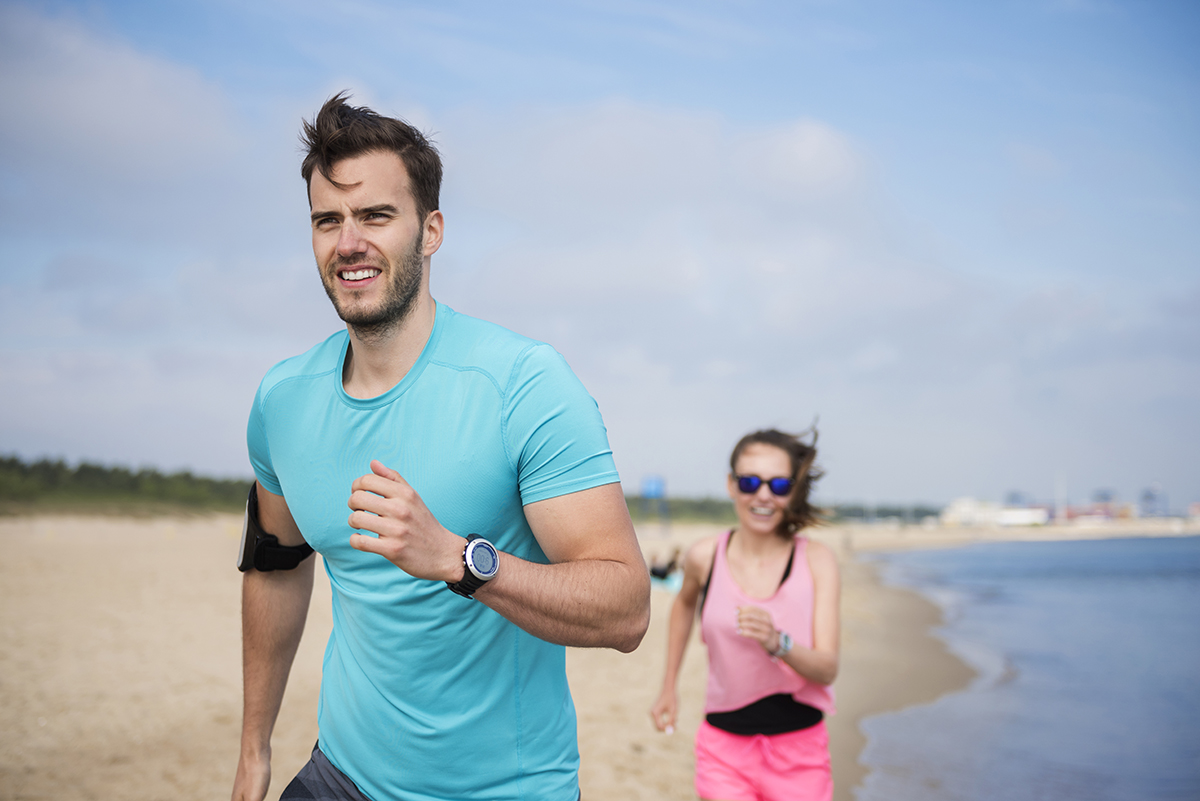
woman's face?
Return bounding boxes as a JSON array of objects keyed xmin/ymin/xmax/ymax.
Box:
[{"xmin": 727, "ymin": 442, "xmax": 794, "ymax": 535}]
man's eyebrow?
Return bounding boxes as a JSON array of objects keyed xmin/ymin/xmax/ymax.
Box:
[
  {"xmin": 311, "ymin": 204, "xmax": 399, "ymax": 223},
  {"xmin": 360, "ymin": 204, "xmax": 399, "ymax": 216}
]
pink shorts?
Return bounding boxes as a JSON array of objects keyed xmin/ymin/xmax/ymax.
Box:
[{"xmin": 694, "ymin": 719, "xmax": 832, "ymax": 801}]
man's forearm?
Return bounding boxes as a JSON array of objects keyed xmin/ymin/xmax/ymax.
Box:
[
  {"xmin": 475, "ymin": 553, "xmax": 650, "ymax": 652},
  {"xmin": 239, "ymin": 563, "xmax": 314, "ymax": 755},
  {"xmin": 345, "ymin": 477, "xmax": 650, "ymax": 651}
]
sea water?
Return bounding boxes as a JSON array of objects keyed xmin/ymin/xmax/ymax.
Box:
[{"xmin": 857, "ymin": 536, "xmax": 1200, "ymax": 801}]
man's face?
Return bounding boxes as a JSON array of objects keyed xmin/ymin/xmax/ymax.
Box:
[{"xmin": 309, "ymin": 151, "xmax": 436, "ymax": 337}]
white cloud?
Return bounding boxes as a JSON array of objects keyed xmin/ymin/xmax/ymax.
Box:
[
  {"xmin": 733, "ymin": 120, "xmax": 863, "ymax": 199},
  {"xmin": 427, "ymin": 100, "xmax": 1197, "ymax": 501},
  {"xmin": 0, "ymin": 344, "xmax": 260, "ymax": 476},
  {"xmin": 0, "ymin": 4, "xmax": 241, "ymax": 181}
]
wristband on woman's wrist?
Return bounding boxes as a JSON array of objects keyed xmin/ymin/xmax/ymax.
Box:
[{"xmin": 771, "ymin": 630, "xmax": 793, "ymax": 658}]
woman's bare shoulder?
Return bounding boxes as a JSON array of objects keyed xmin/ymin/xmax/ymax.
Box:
[
  {"xmin": 683, "ymin": 535, "xmax": 721, "ymax": 575},
  {"xmin": 804, "ymin": 537, "xmax": 840, "ymax": 579}
]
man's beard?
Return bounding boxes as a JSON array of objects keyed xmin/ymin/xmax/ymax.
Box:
[{"xmin": 322, "ymin": 231, "xmax": 424, "ymax": 342}]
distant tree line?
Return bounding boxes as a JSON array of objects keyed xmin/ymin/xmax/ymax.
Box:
[
  {"xmin": 0, "ymin": 454, "xmax": 249, "ymax": 514},
  {"xmin": 625, "ymin": 495, "xmax": 737, "ymax": 524},
  {"xmin": 2, "ymin": 454, "xmax": 945, "ymax": 523},
  {"xmin": 825, "ymin": 503, "xmax": 943, "ymax": 523},
  {"xmin": 624, "ymin": 495, "xmax": 943, "ymax": 525}
]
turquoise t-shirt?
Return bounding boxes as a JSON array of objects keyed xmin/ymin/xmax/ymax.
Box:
[{"xmin": 247, "ymin": 302, "xmax": 620, "ymax": 801}]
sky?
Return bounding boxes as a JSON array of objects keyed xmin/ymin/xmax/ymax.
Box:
[{"xmin": 0, "ymin": 0, "xmax": 1197, "ymax": 509}]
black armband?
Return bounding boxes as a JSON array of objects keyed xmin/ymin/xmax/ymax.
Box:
[{"xmin": 237, "ymin": 483, "xmax": 314, "ymax": 572}]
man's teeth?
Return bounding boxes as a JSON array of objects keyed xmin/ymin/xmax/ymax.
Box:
[{"xmin": 341, "ymin": 268, "xmax": 380, "ymax": 281}]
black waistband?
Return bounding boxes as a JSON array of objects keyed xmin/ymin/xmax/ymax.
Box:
[{"xmin": 706, "ymin": 693, "xmax": 824, "ymax": 735}]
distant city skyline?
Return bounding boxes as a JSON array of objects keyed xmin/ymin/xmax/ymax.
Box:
[{"xmin": 1, "ymin": 1, "xmax": 1196, "ymax": 507}]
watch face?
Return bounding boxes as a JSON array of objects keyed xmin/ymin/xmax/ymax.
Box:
[{"xmin": 467, "ymin": 539, "xmax": 499, "ymax": 580}]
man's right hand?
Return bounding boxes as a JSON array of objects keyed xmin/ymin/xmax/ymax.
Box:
[
  {"xmin": 346, "ymin": 460, "xmax": 465, "ymax": 582},
  {"xmin": 231, "ymin": 750, "xmax": 271, "ymax": 801}
]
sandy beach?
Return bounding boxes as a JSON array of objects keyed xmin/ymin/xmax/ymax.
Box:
[{"xmin": 3, "ymin": 514, "xmax": 1191, "ymax": 800}]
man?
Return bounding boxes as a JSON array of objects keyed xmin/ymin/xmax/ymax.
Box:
[{"xmin": 231, "ymin": 93, "xmax": 651, "ymax": 801}]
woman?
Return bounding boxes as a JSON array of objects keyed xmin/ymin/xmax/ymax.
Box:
[{"xmin": 650, "ymin": 428, "xmax": 839, "ymax": 801}]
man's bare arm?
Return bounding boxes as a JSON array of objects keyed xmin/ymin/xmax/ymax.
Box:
[
  {"xmin": 347, "ymin": 461, "xmax": 650, "ymax": 652},
  {"xmin": 231, "ymin": 485, "xmax": 314, "ymax": 801},
  {"xmin": 474, "ymin": 481, "xmax": 651, "ymax": 652}
]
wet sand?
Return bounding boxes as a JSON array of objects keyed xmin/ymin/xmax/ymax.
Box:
[{"xmin": 0, "ymin": 514, "xmax": 1087, "ymax": 800}]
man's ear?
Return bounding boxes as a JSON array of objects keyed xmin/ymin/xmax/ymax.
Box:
[{"xmin": 422, "ymin": 210, "xmax": 445, "ymax": 257}]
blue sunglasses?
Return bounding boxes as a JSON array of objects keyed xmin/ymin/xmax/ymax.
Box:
[{"xmin": 735, "ymin": 475, "xmax": 795, "ymax": 496}]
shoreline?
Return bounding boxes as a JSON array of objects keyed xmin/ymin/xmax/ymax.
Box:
[{"xmin": 822, "ymin": 550, "xmax": 976, "ymax": 800}]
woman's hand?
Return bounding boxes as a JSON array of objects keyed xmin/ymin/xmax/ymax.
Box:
[
  {"xmin": 736, "ymin": 605, "xmax": 782, "ymax": 654},
  {"xmin": 650, "ymin": 687, "xmax": 678, "ymax": 733}
]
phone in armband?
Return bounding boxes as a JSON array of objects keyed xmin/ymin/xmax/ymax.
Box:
[{"xmin": 237, "ymin": 483, "xmax": 314, "ymax": 572}]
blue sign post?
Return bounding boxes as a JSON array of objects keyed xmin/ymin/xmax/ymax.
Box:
[{"xmin": 640, "ymin": 474, "xmax": 670, "ymax": 536}]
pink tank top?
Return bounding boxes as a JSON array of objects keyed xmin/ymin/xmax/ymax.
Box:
[{"xmin": 700, "ymin": 530, "xmax": 835, "ymax": 715}]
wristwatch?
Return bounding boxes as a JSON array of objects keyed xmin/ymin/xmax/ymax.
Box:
[
  {"xmin": 446, "ymin": 534, "xmax": 500, "ymax": 599},
  {"xmin": 772, "ymin": 630, "xmax": 793, "ymax": 658}
]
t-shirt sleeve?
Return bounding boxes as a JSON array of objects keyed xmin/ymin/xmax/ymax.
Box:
[
  {"xmin": 246, "ymin": 381, "xmax": 283, "ymax": 496},
  {"xmin": 503, "ymin": 343, "xmax": 620, "ymax": 506}
]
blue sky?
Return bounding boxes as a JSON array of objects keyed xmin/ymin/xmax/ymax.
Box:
[{"xmin": 1, "ymin": 0, "xmax": 1197, "ymax": 508}]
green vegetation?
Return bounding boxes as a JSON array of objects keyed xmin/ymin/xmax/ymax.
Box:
[
  {"xmin": 0, "ymin": 455, "xmax": 249, "ymax": 516},
  {"xmin": 625, "ymin": 496, "xmax": 944, "ymax": 526},
  {"xmin": 625, "ymin": 495, "xmax": 738, "ymax": 524},
  {"xmin": 826, "ymin": 503, "xmax": 943, "ymax": 523},
  {"xmin": 1, "ymin": 454, "xmax": 945, "ymax": 523}
]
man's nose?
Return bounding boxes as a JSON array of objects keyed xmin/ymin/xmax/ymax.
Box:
[{"xmin": 336, "ymin": 221, "xmax": 367, "ymax": 256}]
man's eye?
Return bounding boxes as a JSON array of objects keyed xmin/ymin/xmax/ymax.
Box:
[{"xmin": 315, "ymin": 217, "xmax": 338, "ymax": 228}]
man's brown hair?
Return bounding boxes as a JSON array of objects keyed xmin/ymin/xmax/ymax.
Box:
[{"xmin": 300, "ymin": 92, "xmax": 442, "ymax": 221}]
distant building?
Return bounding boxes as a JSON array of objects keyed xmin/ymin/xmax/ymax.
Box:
[
  {"xmin": 940, "ymin": 498, "xmax": 1000, "ymax": 527},
  {"xmin": 940, "ymin": 497, "xmax": 1049, "ymax": 527},
  {"xmin": 1067, "ymin": 501, "xmax": 1136, "ymax": 523},
  {"xmin": 997, "ymin": 507, "xmax": 1050, "ymax": 526},
  {"xmin": 1141, "ymin": 486, "xmax": 1167, "ymax": 517}
]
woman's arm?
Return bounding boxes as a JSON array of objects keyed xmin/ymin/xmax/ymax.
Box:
[{"xmin": 650, "ymin": 537, "xmax": 716, "ymax": 732}]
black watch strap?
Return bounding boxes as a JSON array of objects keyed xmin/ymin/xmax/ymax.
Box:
[{"xmin": 446, "ymin": 534, "xmax": 490, "ymax": 598}]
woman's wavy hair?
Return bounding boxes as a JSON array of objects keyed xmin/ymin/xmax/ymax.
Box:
[{"xmin": 729, "ymin": 426, "xmax": 824, "ymax": 537}]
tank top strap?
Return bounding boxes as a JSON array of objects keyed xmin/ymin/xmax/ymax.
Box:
[
  {"xmin": 775, "ymin": 535, "xmax": 813, "ymax": 601},
  {"xmin": 699, "ymin": 529, "xmax": 734, "ymax": 621}
]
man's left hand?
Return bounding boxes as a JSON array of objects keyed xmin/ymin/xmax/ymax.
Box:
[{"xmin": 347, "ymin": 460, "xmax": 464, "ymax": 582}]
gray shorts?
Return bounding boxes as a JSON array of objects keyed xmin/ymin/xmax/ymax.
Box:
[
  {"xmin": 280, "ymin": 741, "xmax": 583, "ymax": 801},
  {"xmin": 280, "ymin": 743, "xmax": 370, "ymax": 801}
]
